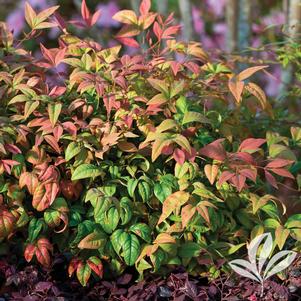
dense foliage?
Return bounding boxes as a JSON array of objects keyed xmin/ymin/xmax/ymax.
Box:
[{"xmin": 0, "ymin": 0, "xmax": 300, "ymax": 287}]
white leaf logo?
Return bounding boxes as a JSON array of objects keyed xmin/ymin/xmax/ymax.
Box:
[{"xmin": 229, "ymin": 232, "xmax": 297, "ymax": 297}]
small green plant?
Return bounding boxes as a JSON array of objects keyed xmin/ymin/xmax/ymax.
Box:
[{"xmin": 0, "ymin": 0, "xmax": 300, "ymax": 287}]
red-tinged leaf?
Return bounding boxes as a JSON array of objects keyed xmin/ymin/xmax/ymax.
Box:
[
  {"xmin": 118, "ymin": 141, "xmax": 137, "ymax": 152},
  {"xmin": 37, "ymin": 238, "xmax": 53, "ymax": 251},
  {"xmin": 37, "ymin": 5, "xmax": 59, "ymax": 22},
  {"xmin": 170, "ymin": 61, "xmax": 181, "ymax": 76},
  {"xmin": 196, "ymin": 203, "xmax": 210, "ymax": 224},
  {"xmin": 113, "ymin": 10, "xmax": 138, "ymax": 25},
  {"xmin": 238, "ymin": 138, "xmax": 266, "ymax": 152},
  {"xmin": 25, "ymin": 2, "xmax": 37, "ymax": 28},
  {"xmin": 141, "ymin": 13, "xmax": 157, "ymax": 30},
  {"xmin": 140, "ymin": 0, "xmax": 151, "ymax": 15},
  {"xmin": 270, "ymin": 168, "xmax": 294, "ymax": 179},
  {"xmin": 199, "ymin": 139, "xmax": 226, "ymax": 161},
  {"xmin": 245, "ymin": 82, "xmax": 267, "ymax": 110},
  {"xmin": 218, "ymin": 171, "xmax": 235, "ymax": 186},
  {"xmin": 266, "ymin": 159, "xmax": 293, "ymax": 169},
  {"xmin": 5, "ymin": 144, "xmax": 21, "ymax": 154},
  {"xmin": 239, "ymin": 169, "xmax": 257, "ymax": 182},
  {"xmin": 147, "ymin": 78, "xmax": 169, "ymax": 95},
  {"xmin": 87, "ymin": 256, "xmax": 103, "ymax": 278},
  {"xmin": 54, "ymin": 48, "xmax": 66, "ymax": 66},
  {"xmin": 62, "ymin": 122, "xmax": 77, "ymax": 136},
  {"xmin": 237, "ymin": 65, "xmax": 268, "ymax": 81},
  {"xmin": 35, "ymin": 246, "xmax": 51, "ymax": 267},
  {"xmin": 44, "ymin": 135, "xmax": 61, "ymax": 153},
  {"xmin": 229, "ymin": 152, "xmax": 254, "ymax": 165},
  {"xmin": 153, "ymin": 22, "xmax": 162, "ymax": 40},
  {"xmin": 68, "ymin": 258, "xmax": 82, "ymax": 277},
  {"xmin": 265, "ymin": 170, "xmax": 278, "ymax": 189},
  {"xmin": 230, "ymin": 174, "xmax": 246, "ymax": 192},
  {"xmin": 228, "ymin": 79, "xmax": 244, "ymax": 103},
  {"xmin": 116, "ymin": 37, "xmax": 140, "ymax": 48},
  {"xmin": 0, "ymin": 210, "xmax": 15, "ymax": 238},
  {"xmin": 162, "ymin": 25, "xmax": 181, "ymax": 39},
  {"xmin": 76, "ymin": 263, "xmax": 91, "ymax": 286},
  {"xmin": 181, "ymin": 204, "xmax": 196, "ymax": 228},
  {"xmin": 19, "ymin": 172, "xmax": 39, "ymax": 194},
  {"xmin": 24, "ymin": 244, "xmax": 36, "ymax": 262},
  {"xmin": 81, "ymin": 0, "xmax": 90, "ymax": 21},
  {"xmin": 154, "ymin": 233, "xmax": 176, "ymax": 244},
  {"xmin": 158, "ymin": 191, "xmax": 190, "ymax": 224},
  {"xmin": 40, "ymin": 44, "xmax": 54, "ymax": 65},
  {"xmin": 204, "ymin": 164, "xmax": 219, "ymax": 185},
  {"xmin": 90, "ymin": 10, "xmax": 101, "ymax": 27},
  {"xmin": 173, "ymin": 148, "xmax": 185, "ymax": 165}
]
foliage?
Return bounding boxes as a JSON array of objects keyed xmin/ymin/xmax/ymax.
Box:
[{"xmin": 0, "ymin": 0, "xmax": 300, "ymax": 287}]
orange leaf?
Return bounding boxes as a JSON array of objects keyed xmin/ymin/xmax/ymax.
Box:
[
  {"xmin": 204, "ymin": 164, "xmax": 218, "ymax": 185},
  {"xmin": 158, "ymin": 191, "xmax": 190, "ymax": 224},
  {"xmin": 154, "ymin": 233, "xmax": 176, "ymax": 244},
  {"xmin": 228, "ymin": 79, "xmax": 244, "ymax": 103},
  {"xmin": 237, "ymin": 65, "xmax": 268, "ymax": 81},
  {"xmin": 181, "ymin": 204, "xmax": 196, "ymax": 228}
]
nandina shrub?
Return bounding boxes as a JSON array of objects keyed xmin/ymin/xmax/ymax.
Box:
[{"xmin": 0, "ymin": 0, "xmax": 300, "ymax": 287}]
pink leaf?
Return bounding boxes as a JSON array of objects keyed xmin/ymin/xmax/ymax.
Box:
[
  {"xmin": 238, "ymin": 138, "xmax": 266, "ymax": 152},
  {"xmin": 270, "ymin": 168, "xmax": 294, "ymax": 179},
  {"xmin": 266, "ymin": 159, "xmax": 294, "ymax": 169},
  {"xmin": 199, "ymin": 139, "xmax": 226, "ymax": 161},
  {"xmin": 173, "ymin": 148, "xmax": 185, "ymax": 165},
  {"xmin": 264, "ymin": 170, "xmax": 278, "ymax": 189}
]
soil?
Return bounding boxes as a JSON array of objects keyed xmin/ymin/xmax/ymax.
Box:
[{"xmin": 0, "ymin": 255, "xmax": 300, "ymax": 301}]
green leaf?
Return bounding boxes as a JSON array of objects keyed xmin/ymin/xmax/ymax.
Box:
[
  {"xmin": 78, "ymin": 230, "xmax": 107, "ymax": 249},
  {"xmin": 127, "ymin": 178, "xmax": 138, "ymax": 198},
  {"xmin": 178, "ymin": 242, "xmax": 200, "ymax": 258},
  {"xmin": 129, "ymin": 223, "xmax": 151, "ymax": 243},
  {"xmin": 99, "ymin": 207, "xmax": 120, "ymax": 234},
  {"xmin": 71, "ymin": 164, "xmax": 102, "ymax": 181},
  {"xmin": 138, "ymin": 181, "xmax": 151, "ymax": 202},
  {"xmin": 111, "ymin": 229, "xmax": 125, "ymax": 255},
  {"xmin": 182, "ymin": 111, "xmax": 211, "ymax": 125},
  {"xmin": 122, "ymin": 233, "xmax": 140, "ymax": 266},
  {"xmin": 48, "ymin": 103, "xmax": 62, "ymax": 127},
  {"xmin": 154, "ymin": 183, "xmax": 171, "ymax": 203},
  {"xmin": 65, "ymin": 142, "xmax": 81, "ymax": 162},
  {"xmin": 28, "ymin": 218, "xmax": 43, "ymax": 242},
  {"xmin": 285, "ymin": 214, "xmax": 301, "ymax": 229},
  {"xmin": 76, "ymin": 263, "xmax": 91, "ymax": 286},
  {"xmin": 176, "ymin": 96, "xmax": 189, "ymax": 114}
]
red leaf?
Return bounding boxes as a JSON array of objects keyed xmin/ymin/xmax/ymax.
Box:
[
  {"xmin": 140, "ymin": 0, "xmax": 151, "ymax": 15},
  {"xmin": 153, "ymin": 22, "xmax": 162, "ymax": 40},
  {"xmin": 116, "ymin": 37, "xmax": 140, "ymax": 48},
  {"xmin": 239, "ymin": 169, "xmax": 257, "ymax": 182},
  {"xmin": 81, "ymin": 0, "xmax": 90, "ymax": 21},
  {"xmin": 218, "ymin": 171, "xmax": 235, "ymax": 186},
  {"xmin": 44, "ymin": 135, "xmax": 61, "ymax": 153},
  {"xmin": 5, "ymin": 144, "xmax": 21, "ymax": 154},
  {"xmin": 162, "ymin": 25, "xmax": 181, "ymax": 39},
  {"xmin": 238, "ymin": 138, "xmax": 266, "ymax": 152},
  {"xmin": 173, "ymin": 148, "xmax": 185, "ymax": 165},
  {"xmin": 230, "ymin": 174, "xmax": 246, "ymax": 192},
  {"xmin": 266, "ymin": 159, "xmax": 293, "ymax": 169},
  {"xmin": 270, "ymin": 168, "xmax": 294, "ymax": 179},
  {"xmin": 199, "ymin": 139, "xmax": 226, "ymax": 161},
  {"xmin": 24, "ymin": 244, "xmax": 36, "ymax": 263},
  {"xmin": 264, "ymin": 170, "xmax": 278, "ymax": 189}
]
